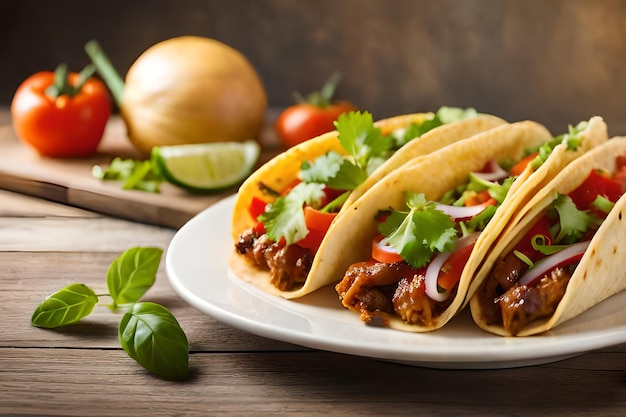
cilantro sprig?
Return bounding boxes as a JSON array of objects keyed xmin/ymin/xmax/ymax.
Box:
[{"xmin": 378, "ymin": 193, "xmax": 457, "ymax": 268}]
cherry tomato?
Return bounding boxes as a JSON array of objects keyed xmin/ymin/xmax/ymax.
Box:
[
  {"xmin": 275, "ymin": 72, "xmax": 357, "ymax": 148},
  {"xmin": 276, "ymin": 101, "xmax": 357, "ymax": 148},
  {"xmin": 11, "ymin": 64, "xmax": 111, "ymax": 158}
]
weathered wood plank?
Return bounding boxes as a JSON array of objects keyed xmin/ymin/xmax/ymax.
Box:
[{"xmin": 0, "ymin": 348, "xmax": 624, "ymax": 417}]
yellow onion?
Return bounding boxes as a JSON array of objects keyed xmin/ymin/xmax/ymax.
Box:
[{"xmin": 88, "ymin": 36, "xmax": 267, "ymax": 155}]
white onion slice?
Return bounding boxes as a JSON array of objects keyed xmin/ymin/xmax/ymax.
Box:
[
  {"xmin": 473, "ymin": 159, "xmax": 508, "ymax": 182},
  {"xmin": 424, "ymin": 232, "xmax": 480, "ymax": 302},
  {"xmin": 517, "ymin": 240, "xmax": 591, "ymax": 287},
  {"xmin": 434, "ymin": 202, "xmax": 491, "ymax": 221}
]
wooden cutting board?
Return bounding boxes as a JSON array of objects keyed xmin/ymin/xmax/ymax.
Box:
[{"xmin": 0, "ymin": 115, "xmax": 279, "ymax": 229}]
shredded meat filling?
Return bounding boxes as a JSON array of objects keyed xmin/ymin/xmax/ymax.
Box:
[
  {"xmin": 235, "ymin": 228, "xmax": 313, "ymax": 291},
  {"xmin": 336, "ymin": 260, "xmax": 454, "ymax": 328},
  {"xmin": 478, "ymin": 250, "xmax": 574, "ymax": 335},
  {"xmin": 497, "ymin": 267, "xmax": 572, "ymax": 335}
]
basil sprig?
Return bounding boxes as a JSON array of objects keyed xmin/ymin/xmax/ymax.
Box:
[{"xmin": 30, "ymin": 247, "xmax": 189, "ymax": 381}]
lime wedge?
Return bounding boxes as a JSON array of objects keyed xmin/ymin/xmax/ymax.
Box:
[{"xmin": 151, "ymin": 141, "xmax": 260, "ymax": 192}]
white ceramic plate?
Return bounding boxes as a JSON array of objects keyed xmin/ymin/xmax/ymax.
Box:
[{"xmin": 166, "ymin": 195, "xmax": 626, "ymax": 369}]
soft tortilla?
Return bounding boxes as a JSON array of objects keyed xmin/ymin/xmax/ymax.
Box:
[{"xmin": 470, "ymin": 136, "xmax": 626, "ymax": 336}]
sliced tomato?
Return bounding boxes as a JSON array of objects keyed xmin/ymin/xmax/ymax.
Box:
[
  {"xmin": 616, "ymin": 154, "xmax": 626, "ymax": 171},
  {"xmin": 304, "ymin": 206, "xmax": 337, "ymax": 232},
  {"xmin": 464, "ymin": 190, "xmax": 493, "ymax": 207},
  {"xmin": 296, "ymin": 227, "xmax": 326, "ymax": 252},
  {"xmin": 297, "ymin": 206, "xmax": 338, "ymax": 253},
  {"xmin": 252, "ymin": 222, "xmax": 266, "ymax": 235},
  {"xmin": 568, "ymin": 169, "xmax": 622, "ymax": 210},
  {"xmin": 613, "ymin": 154, "xmax": 626, "ymax": 192},
  {"xmin": 249, "ymin": 196, "xmax": 267, "ymax": 220},
  {"xmin": 371, "ymin": 235, "xmax": 403, "ymax": 264},
  {"xmin": 437, "ymin": 242, "xmax": 475, "ymax": 292},
  {"xmin": 509, "ymin": 152, "xmax": 539, "ymax": 176}
]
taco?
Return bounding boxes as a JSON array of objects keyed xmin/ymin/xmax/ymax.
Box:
[
  {"xmin": 469, "ymin": 137, "xmax": 626, "ymax": 336},
  {"xmin": 230, "ymin": 107, "xmax": 506, "ymax": 298},
  {"xmin": 332, "ymin": 117, "xmax": 607, "ymax": 332}
]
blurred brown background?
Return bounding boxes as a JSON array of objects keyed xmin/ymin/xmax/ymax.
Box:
[{"xmin": 1, "ymin": 0, "xmax": 625, "ymax": 134}]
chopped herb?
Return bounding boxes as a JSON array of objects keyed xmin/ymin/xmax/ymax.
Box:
[
  {"xmin": 93, "ymin": 157, "xmax": 163, "ymax": 193},
  {"xmin": 259, "ymin": 182, "xmax": 326, "ymax": 245},
  {"xmin": 378, "ymin": 192, "xmax": 457, "ymax": 268},
  {"xmin": 549, "ymin": 193, "xmax": 602, "ymax": 244}
]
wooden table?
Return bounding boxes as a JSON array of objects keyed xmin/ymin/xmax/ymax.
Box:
[{"xmin": 1, "ymin": 121, "xmax": 625, "ymax": 417}]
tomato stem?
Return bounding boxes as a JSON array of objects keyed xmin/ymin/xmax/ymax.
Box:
[
  {"xmin": 45, "ymin": 63, "xmax": 96, "ymax": 99},
  {"xmin": 85, "ymin": 39, "xmax": 125, "ymax": 107},
  {"xmin": 294, "ymin": 71, "xmax": 342, "ymax": 108}
]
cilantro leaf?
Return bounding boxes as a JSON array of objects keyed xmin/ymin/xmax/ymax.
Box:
[
  {"xmin": 334, "ymin": 111, "xmax": 390, "ymax": 169},
  {"xmin": 551, "ymin": 194, "xmax": 602, "ymax": 244},
  {"xmin": 326, "ymin": 160, "xmax": 368, "ymax": 190},
  {"xmin": 259, "ymin": 182, "xmax": 326, "ymax": 245},
  {"xmin": 299, "ymin": 151, "xmax": 344, "ymax": 183},
  {"xmin": 379, "ymin": 192, "xmax": 457, "ymax": 268}
]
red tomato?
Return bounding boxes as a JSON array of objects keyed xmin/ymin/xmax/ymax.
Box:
[
  {"xmin": 437, "ymin": 242, "xmax": 475, "ymax": 292},
  {"xmin": 568, "ymin": 169, "xmax": 622, "ymax": 210},
  {"xmin": 275, "ymin": 101, "xmax": 357, "ymax": 148},
  {"xmin": 11, "ymin": 66, "xmax": 111, "ymax": 158},
  {"xmin": 463, "ymin": 190, "xmax": 493, "ymax": 207},
  {"xmin": 249, "ymin": 197, "xmax": 268, "ymax": 220},
  {"xmin": 509, "ymin": 152, "xmax": 539, "ymax": 176},
  {"xmin": 371, "ymin": 235, "xmax": 403, "ymax": 264},
  {"xmin": 303, "ymin": 206, "xmax": 337, "ymax": 232},
  {"xmin": 297, "ymin": 207, "xmax": 338, "ymax": 253},
  {"xmin": 296, "ymin": 227, "xmax": 326, "ymax": 252}
]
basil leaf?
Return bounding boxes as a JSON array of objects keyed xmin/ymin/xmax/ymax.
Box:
[
  {"xmin": 31, "ymin": 283, "xmax": 98, "ymax": 329},
  {"xmin": 107, "ymin": 247, "xmax": 163, "ymax": 309},
  {"xmin": 118, "ymin": 302, "xmax": 189, "ymax": 381}
]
